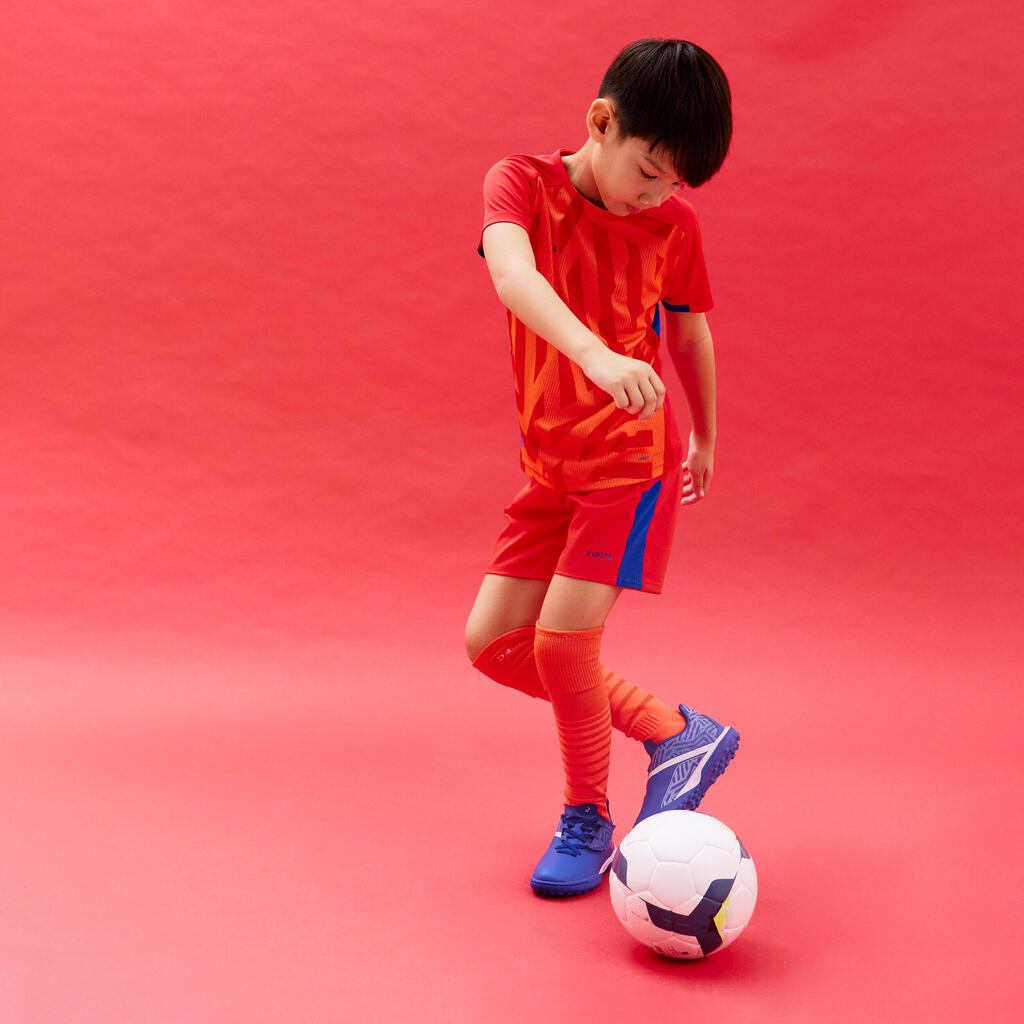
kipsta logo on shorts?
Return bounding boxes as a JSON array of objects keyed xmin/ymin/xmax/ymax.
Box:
[{"xmin": 586, "ymin": 550, "xmax": 614, "ymax": 560}]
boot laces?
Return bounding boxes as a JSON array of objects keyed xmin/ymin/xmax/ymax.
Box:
[{"xmin": 556, "ymin": 812, "xmax": 602, "ymax": 856}]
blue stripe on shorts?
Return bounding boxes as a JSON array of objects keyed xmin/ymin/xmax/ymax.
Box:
[{"xmin": 616, "ymin": 479, "xmax": 663, "ymax": 589}]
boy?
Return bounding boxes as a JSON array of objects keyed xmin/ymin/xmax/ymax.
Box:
[{"xmin": 465, "ymin": 39, "xmax": 739, "ymax": 898}]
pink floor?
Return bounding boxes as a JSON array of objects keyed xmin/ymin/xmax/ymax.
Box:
[{"xmin": 3, "ymin": 1, "xmax": 1023, "ymax": 1020}]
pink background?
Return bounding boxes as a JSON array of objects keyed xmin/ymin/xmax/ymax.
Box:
[{"xmin": 3, "ymin": 1, "xmax": 1022, "ymax": 1020}]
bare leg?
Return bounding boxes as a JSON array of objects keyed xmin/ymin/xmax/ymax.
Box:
[
  {"xmin": 538, "ymin": 574, "xmax": 621, "ymax": 631},
  {"xmin": 465, "ymin": 573, "xmax": 549, "ymax": 662}
]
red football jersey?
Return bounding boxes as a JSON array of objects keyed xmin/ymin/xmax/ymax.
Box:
[{"xmin": 482, "ymin": 150, "xmax": 713, "ymax": 492}]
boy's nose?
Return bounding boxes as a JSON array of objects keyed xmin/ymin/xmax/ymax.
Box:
[{"xmin": 639, "ymin": 187, "xmax": 669, "ymax": 208}]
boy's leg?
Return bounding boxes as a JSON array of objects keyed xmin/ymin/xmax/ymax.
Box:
[
  {"xmin": 469, "ymin": 573, "xmax": 624, "ymax": 813},
  {"xmin": 465, "ymin": 573, "xmax": 549, "ymax": 666},
  {"xmin": 528, "ymin": 574, "xmax": 619, "ymax": 896},
  {"xmin": 534, "ymin": 575, "xmax": 620, "ymax": 816},
  {"xmin": 536, "ymin": 573, "xmax": 621, "ymax": 632},
  {"xmin": 530, "ymin": 579, "xmax": 739, "ymax": 843}
]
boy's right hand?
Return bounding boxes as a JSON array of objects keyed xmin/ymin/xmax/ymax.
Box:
[{"xmin": 579, "ymin": 346, "xmax": 666, "ymax": 421}]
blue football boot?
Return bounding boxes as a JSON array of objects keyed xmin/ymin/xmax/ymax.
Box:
[
  {"xmin": 530, "ymin": 803, "xmax": 615, "ymax": 898},
  {"xmin": 633, "ymin": 703, "xmax": 739, "ymax": 825}
]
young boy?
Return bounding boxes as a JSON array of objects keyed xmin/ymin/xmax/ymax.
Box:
[{"xmin": 465, "ymin": 39, "xmax": 739, "ymax": 898}]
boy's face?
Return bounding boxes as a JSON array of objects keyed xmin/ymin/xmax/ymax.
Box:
[{"xmin": 589, "ymin": 104, "xmax": 684, "ymax": 216}]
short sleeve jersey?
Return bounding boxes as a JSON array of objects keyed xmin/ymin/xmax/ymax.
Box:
[{"xmin": 482, "ymin": 150, "xmax": 714, "ymax": 492}]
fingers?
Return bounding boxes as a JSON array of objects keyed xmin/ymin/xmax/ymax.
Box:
[
  {"xmin": 680, "ymin": 466, "xmax": 710, "ymax": 505},
  {"xmin": 637, "ymin": 374, "xmax": 667, "ymax": 420},
  {"xmin": 625, "ymin": 372, "xmax": 666, "ymax": 420},
  {"xmin": 592, "ymin": 351, "xmax": 666, "ymax": 419},
  {"xmin": 624, "ymin": 380, "xmax": 653, "ymax": 418}
]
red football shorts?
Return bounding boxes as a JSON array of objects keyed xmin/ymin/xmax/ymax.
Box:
[{"xmin": 485, "ymin": 464, "xmax": 682, "ymax": 594}]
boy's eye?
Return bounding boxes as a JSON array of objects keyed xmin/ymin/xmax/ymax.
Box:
[{"xmin": 640, "ymin": 168, "xmax": 657, "ymax": 181}]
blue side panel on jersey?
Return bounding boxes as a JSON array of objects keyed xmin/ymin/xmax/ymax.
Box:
[
  {"xmin": 662, "ymin": 300, "xmax": 691, "ymax": 312},
  {"xmin": 652, "ymin": 303, "xmax": 661, "ymax": 337},
  {"xmin": 616, "ymin": 479, "xmax": 663, "ymax": 590}
]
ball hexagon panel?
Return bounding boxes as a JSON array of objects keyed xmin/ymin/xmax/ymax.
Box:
[
  {"xmin": 648, "ymin": 860, "xmax": 697, "ymax": 910},
  {"xmin": 645, "ymin": 813, "xmax": 708, "ymax": 863},
  {"xmin": 689, "ymin": 842, "xmax": 740, "ymax": 895}
]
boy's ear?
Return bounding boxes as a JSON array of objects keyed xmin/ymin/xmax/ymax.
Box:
[{"xmin": 586, "ymin": 98, "xmax": 616, "ymax": 143}]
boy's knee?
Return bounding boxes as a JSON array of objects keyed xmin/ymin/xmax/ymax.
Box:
[
  {"xmin": 465, "ymin": 620, "xmax": 489, "ymax": 665},
  {"xmin": 466, "ymin": 603, "xmax": 516, "ymax": 664}
]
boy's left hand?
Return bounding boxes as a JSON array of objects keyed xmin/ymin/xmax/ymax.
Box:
[{"xmin": 681, "ymin": 434, "xmax": 714, "ymax": 505}]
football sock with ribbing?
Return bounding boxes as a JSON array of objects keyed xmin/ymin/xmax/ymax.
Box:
[
  {"xmin": 533, "ymin": 625, "xmax": 613, "ymax": 817},
  {"xmin": 472, "ymin": 625, "xmax": 684, "ymax": 743}
]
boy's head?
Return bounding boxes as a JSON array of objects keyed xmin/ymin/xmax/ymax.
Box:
[{"xmin": 597, "ymin": 39, "xmax": 732, "ymax": 190}]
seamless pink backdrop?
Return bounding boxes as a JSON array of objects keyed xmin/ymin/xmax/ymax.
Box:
[{"xmin": 2, "ymin": 1, "xmax": 1022, "ymax": 1021}]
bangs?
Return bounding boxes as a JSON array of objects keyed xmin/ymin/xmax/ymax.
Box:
[{"xmin": 600, "ymin": 40, "xmax": 732, "ymax": 188}]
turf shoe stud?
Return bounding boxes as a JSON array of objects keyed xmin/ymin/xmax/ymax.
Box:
[
  {"xmin": 634, "ymin": 703, "xmax": 739, "ymax": 825},
  {"xmin": 529, "ymin": 803, "xmax": 615, "ymax": 898}
]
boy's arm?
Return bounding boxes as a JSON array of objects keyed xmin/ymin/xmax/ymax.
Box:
[
  {"xmin": 481, "ymin": 222, "xmax": 666, "ymax": 421},
  {"xmin": 664, "ymin": 309, "xmax": 717, "ymax": 504}
]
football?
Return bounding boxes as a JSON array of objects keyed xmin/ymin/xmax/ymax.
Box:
[{"xmin": 609, "ymin": 810, "xmax": 757, "ymax": 959}]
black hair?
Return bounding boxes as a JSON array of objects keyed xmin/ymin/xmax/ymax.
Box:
[{"xmin": 599, "ymin": 39, "xmax": 732, "ymax": 188}]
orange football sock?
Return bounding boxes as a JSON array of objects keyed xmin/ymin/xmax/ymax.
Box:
[
  {"xmin": 604, "ymin": 668, "xmax": 685, "ymax": 744},
  {"xmin": 473, "ymin": 626, "xmax": 684, "ymax": 743},
  {"xmin": 533, "ymin": 625, "xmax": 612, "ymax": 818}
]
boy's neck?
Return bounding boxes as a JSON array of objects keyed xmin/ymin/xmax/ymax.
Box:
[{"xmin": 562, "ymin": 143, "xmax": 604, "ymax": 209}]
